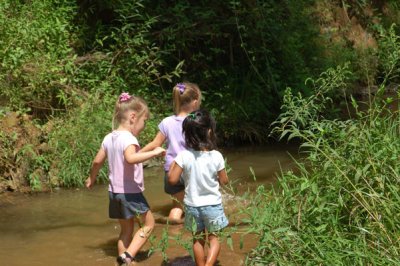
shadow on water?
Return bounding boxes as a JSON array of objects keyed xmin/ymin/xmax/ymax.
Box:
[
  {"xmin": 161, "ymin": 256, "xmax": 196, "ymax": 266},
  {"xmin": 161, "ymin": 256, "xmax": 222, "ymax": 266},
  {"xmin": 87, "ymin": 236, "xmax": 155, "ymax": 261},
  {"xmin": 160, "ymin": 255, "xmax": 221, "ymax": 266},
  {"xmin": 86, "ymin": 238, "xmax": 117, "ymax": 257}
]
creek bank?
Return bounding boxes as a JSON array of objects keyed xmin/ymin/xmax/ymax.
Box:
[{"xmin": 0, "ymin": 112, "xmax": 51, "ymax": 193}]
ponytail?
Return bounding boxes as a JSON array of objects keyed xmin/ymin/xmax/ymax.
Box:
[
  {"xmin": 172, "ymin": 82, "xmax": 201, "ymax": 114},
  {"xmin": 172, "ymin": 86, "xmax": 182, "ymax": 115}
]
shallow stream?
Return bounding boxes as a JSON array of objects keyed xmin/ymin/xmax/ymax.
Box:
[{"xmin": 0, "ymin": 144, "xmax": 299, "ymax": 266}]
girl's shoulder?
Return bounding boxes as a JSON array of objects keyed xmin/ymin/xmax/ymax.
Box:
[
  {"xmin": 162, "ymin": 115, "xmax": 185, "ymax": 123},
  {"xmin": 189, "ymin": 149, "xmax": 223, "ymax": 158},
  {"xmin": 102, "ymin": 132, "xmax": 113, "ymax": 141},
  {"xmin": 103, "ymin": 130, "xmax": 137, "ymax": 143},
  {"xmin": 178, "ymin": 149, "xmax": 192, "ymax": 156},
  {"xmin": 209, "ymin": 150, "xmax": 224, "ymax": 159},
  {"xmin": 209, "ymin": 149, "xmax": 222, "ymax": 154}
]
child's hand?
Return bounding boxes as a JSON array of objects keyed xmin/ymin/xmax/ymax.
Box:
[
  {"xmin": 153, "ymin": 147, "xmax": 166, "ymax": 157},
  {"xmin": 85, "ymin": 177, "xmax": 95, "ymax": 189}
]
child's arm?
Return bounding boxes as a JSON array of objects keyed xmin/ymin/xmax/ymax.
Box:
[
  {"xmin": 168, "ymin": 161, "xmax": 183, "ymax": 185},
  {"xmin": 86, "ymin": 148, "xmax": 107, "ymax": 189},
  {"xmin": 140, "ymin": 132, "xmax": 166, "ymax": 152},
  {"xmin": 125, "ymin": 145, "xmax": 165, "ymax": 164},
  {"xmin": 218, "ymin": 169, "xmax": 229, "ymax": 185}
]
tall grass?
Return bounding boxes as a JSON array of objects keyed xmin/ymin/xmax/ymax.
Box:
[
  {"xmin": 47, "ymin": 93, "xmax": 113, "ymax": 187},
  {"xmin": 241, "ymin": 25, "xmax": 400, "ymax": 265}
]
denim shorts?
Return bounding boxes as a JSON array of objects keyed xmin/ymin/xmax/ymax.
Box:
[
  {"xmin": 108, "ymin": 192, "xmax": 150, "ymax": 219},
  {"xmin": 184, "ymin": 204, "xmax": 229, "ymax": 233},
  {"xmin": 164, "ymin": 172, "xmax": 185, "ymax": 195}
]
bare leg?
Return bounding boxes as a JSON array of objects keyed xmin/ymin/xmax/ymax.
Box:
[
  {"xmin": 205, "ymin": 233, "xmax": 221, "ymax": 266},
  {"xmin": 193, "ymin": 231, "xmax": 206, "ymax": 266},
  {"xmin": 118, "ymin": 218, "xmax": 134, "ymax": 255},
  {"xmin": 126, "ymin": 210, "xmax": 155, "ymax": 258},
  {"xmin": 168, "ymin": 190, "xmax": 184, "ymax": 224}
]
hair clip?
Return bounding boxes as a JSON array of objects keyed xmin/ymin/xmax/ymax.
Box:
[
  {"xmin": 119, "ymin": 92, "xmax": 131, "ymax": 102},
  {"xmin": 187, "ymin": 113, "xmax": 196, "ymax": 119},
  {"xmin": 176, "ymin": 83, "xmax": 185, "ymax": 94}
]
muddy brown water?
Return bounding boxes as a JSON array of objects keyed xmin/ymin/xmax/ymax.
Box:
[{"xmin": 0, "ymin": 144, "xmax": 299, "ymax": 266}]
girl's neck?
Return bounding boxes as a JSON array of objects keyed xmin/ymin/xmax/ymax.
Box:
[
  {"xmin": 177, "ymin": 111, "xmax": 189, "ymax": 117},
  {"xmin": 115, "ymin": 124, "xmax": 133, "ymax": 134},
  {"xmin": 177, "ymin": 101, "xmax": 198, "ymax": 117},
  {"xmin": 177, "ymin": 107, "xmax": 196, "ymax": 117}
]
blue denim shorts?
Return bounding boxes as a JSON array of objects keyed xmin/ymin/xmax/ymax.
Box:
[
  {"xmin": 184, "ymin": 204, "xmax": 229, "ymax": 233},
  {"xmin": 108, "ymin": 192, "xmax": 150, "ymax": 219},
  {"xmin": 164, "ymin": 172, "xmax": 185, "ymax": 195}
]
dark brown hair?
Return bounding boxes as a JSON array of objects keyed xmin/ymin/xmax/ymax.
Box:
[{"xmin": 182, "ymin": 109, "xmax": 217, "ymax": 151}]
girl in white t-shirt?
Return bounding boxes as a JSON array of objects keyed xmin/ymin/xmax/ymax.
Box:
[
  {"xmin": 168, "ymin": 109, "xmax": 229, "ymax": 266},
  {"xmin": 86, "ymin": 92, "xmax": 165, "ymax": 265}
]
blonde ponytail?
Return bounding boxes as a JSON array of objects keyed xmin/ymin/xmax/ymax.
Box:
[{"xmin": 172, "ymin": 82, "xmax": 201, "ymax": 114}]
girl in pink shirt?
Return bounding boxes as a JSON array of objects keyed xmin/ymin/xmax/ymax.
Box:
[
  {"xmin": 141, "ymin": 82, "xmax": 201, "ymax": 223},
  {"xmin": 86, "ymin": 92, "xmax": 165, "ymax": 265}
]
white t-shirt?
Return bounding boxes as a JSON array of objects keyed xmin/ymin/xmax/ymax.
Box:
[
  {"xmin": 102, "ymin": 130, "xmax": 144, "ymax": 193},
  {"xmin": 174, "ymin": 149, "xmax": 225, "ymax": 207}
]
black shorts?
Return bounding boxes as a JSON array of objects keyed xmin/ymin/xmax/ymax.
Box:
[
  {"xmin": 108, "ymin": 192, "xmax": 150, "ymax": 219},
  {"xmin": 164, "ymin": 172, "xmax": 185, "ymax": 195}
]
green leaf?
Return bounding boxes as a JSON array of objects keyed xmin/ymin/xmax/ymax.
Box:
[{"xmin": 226, "ymin": 236, "xmax": 234, "ymax": 250}]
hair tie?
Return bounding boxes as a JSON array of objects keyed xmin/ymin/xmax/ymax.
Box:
[
  {"xmin": 187, "ymin": 113, "xmax": 196, "ymax": 119},
  {"xmin": 176, "ymin": 83, "xmax": 185, "ymax": 94},
  {"xmin": 119, "ymin": 92, "xmax": 131, "ymax": 102}
]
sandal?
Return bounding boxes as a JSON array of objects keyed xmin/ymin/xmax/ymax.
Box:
[{"xmin": 116, "ymin": 251, "xmax": 134, "ymax": 265}]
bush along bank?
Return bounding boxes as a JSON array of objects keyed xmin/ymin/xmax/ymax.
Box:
[{"xmin": 240, "ymin": 41, "xmax": 400, "ymax": 264}]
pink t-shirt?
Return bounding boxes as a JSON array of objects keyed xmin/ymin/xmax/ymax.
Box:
[
  {"xmin": 158, "ymin": 115, "xmax": 186, "ymax": 171},
  {"xmin": 102, "ymin": 131, "xmax": 144, "ymax": 193}
]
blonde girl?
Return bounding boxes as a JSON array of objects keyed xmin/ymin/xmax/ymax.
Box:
[
  {"xmin": 86, "ymin": 92, "xmax": 165, "ymax": 265},
  {"xmin": 141, "ymin": 82, "xmax": 201, "ymax": 223}
]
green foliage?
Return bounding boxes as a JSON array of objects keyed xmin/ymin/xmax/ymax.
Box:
[
  {"xmin": 1, "ymin": 0, "xmax": 400, "ymax": 192},
  {"xmin": 47, "ymin": 93, "xmax": 113, "ymax": 187},
  {"xmin": 73, "ymin": 0, "xmax": 183, "ymax": 95},
  {"xmin": 0, "ymin": 111, "xmax": 52, "ymax": 191},
  {"xmin": 0, "ymin": 128, "xmax": 21, "ymax": 190},
  {"xmin": 246, "ymin": 104, "xmax": 400, "ymax": 264},
  {"xmin": 0, "ymin": 0, "xmax": 78, "ymax": 115},
  {"xmin": 377, "ymin": 24, "xmax": 400, "ymax": 84},
  {"xmin": 0, "ymin": 0, "xmax": 181, "ymax": 190},
  {"xmin": 145, "ymin": 0, "xmax": 325, "ymax": 143},
  {"xmin": 19, "ymin": 144, "xmax": 50, "ymax": 191},
  {"xmin": 242, "ymin": 25, "xmax": 400, "ymax": 264},
  {"xmin": 272, "ymin": 64, "xmax": 352, "ymax": 139}
]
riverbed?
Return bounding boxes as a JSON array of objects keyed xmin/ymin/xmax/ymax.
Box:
[{"xmin": 0, "ymin": 144, "xmax": 299, "ymax": 266}]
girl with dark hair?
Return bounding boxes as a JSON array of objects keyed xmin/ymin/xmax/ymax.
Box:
[{"xmin": 168, "ymin": 109, "xmax": 229, "ymax": 266}]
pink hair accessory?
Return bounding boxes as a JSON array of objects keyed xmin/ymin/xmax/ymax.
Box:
[{"xmin": 119, "ymin": 92, "xmax": 131, "ymax": 102}]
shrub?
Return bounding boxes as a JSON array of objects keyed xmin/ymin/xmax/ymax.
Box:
[{"xmin": 242, "ymin": 24, "xmax": 400, "ymax": 265}]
